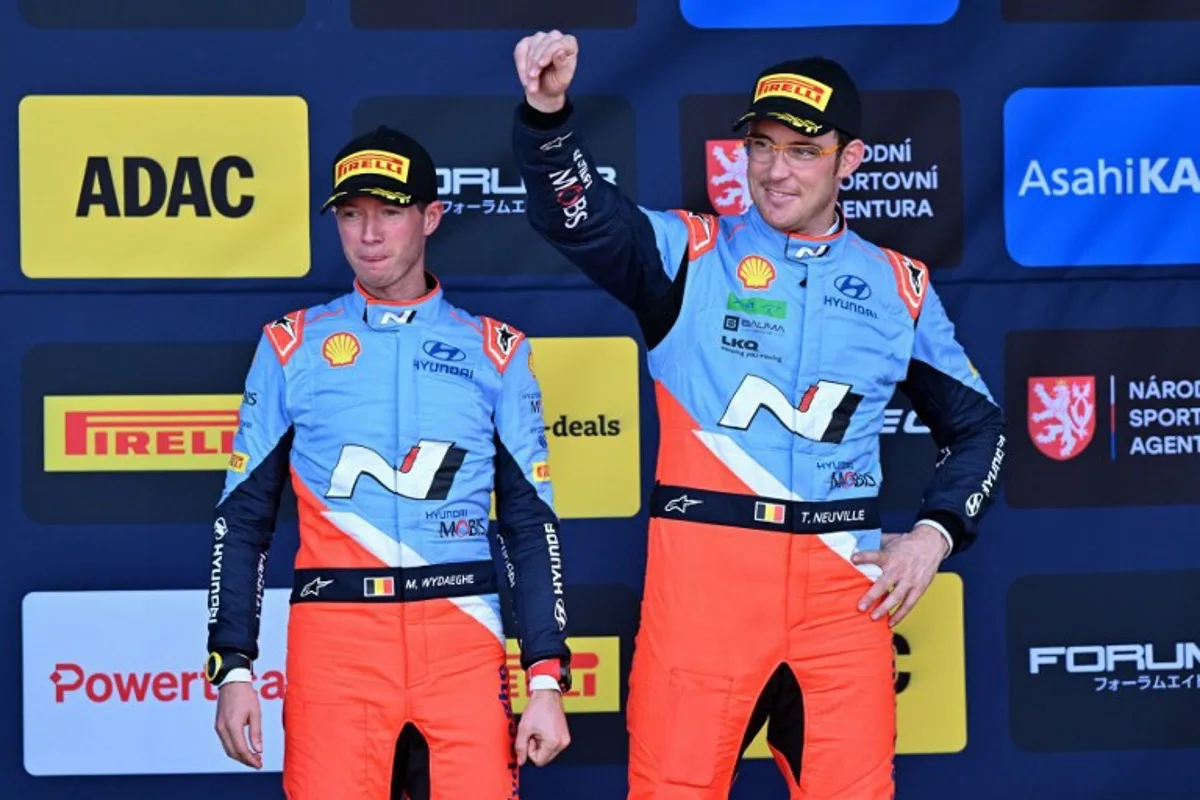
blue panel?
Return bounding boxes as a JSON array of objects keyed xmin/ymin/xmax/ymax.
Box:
[{"xmin": 680, "ymin": 0, "xmax": 959, "ymax": 28}]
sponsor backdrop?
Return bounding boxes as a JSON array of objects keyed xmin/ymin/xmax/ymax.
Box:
[{"xmin": 4, "ymin": 1, "xmax": 1199, "ymax": 799}]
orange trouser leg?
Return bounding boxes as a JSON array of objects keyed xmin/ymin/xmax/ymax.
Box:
[
  {"xmin": 625, "ymin": 522, "xmax": 787, "ymax": 799},
  {"xmin": 281, "ymin": 605, "xmax": 408, "ymax": 800},
  {"xmin": 786, "ymin": 544, "xmax": 896, "ymax": 800},
  {"xmin": 412, "ymin": 640, "xmax": 520, "ymax": 800},
  {"xmin": 282, "ymin": 681, "xmax": 403, "ymax": 799},
  {"xmin": 626, "ymin": 637, "xmax": 770, "ymax": 799}
]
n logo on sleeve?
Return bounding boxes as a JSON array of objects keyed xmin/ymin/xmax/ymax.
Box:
[
  {"xmin": 719, "ymin": 376, "xmax": 862, "ymax": 443},
  {"xmin": 327, "ymin": 441, "xmax": 467, "ymax": 500}
]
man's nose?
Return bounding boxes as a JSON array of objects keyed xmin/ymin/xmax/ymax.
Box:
[
  {"xmin": 767, "ymin": 149, "xmax": 793, "ymax": 181},
  {"xmin": 361, "ymin": 213, "xmax": 384, "ymax": 242}
]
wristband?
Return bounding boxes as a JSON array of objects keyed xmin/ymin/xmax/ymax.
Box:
[
  {"xmin": 526, "ymin": 658, "xmax": 571, "ymax": 693},
  {"xmin": 205, "ymin": 650, "xmax": 252, "ymax": 687}
]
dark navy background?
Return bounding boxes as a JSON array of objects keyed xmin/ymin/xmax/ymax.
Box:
[{"xmin": 6, "ymin": 1, "xmax": 1200, "ymax": 798}]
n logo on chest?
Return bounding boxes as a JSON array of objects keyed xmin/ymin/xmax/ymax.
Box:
[
  {"xmin": 719, "ymin": 375, "xmax": 863, "ymax": 443},
  {"xmin": 326, "ymin": 441, "xmax": 467, "ymax": 500}
]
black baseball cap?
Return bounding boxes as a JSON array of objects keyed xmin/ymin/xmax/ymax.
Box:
[
  {"xmin": 733, "ymin": 57, "xmax": 862, "ymax": 141},
  {"xmin": 319, "ymin": 125, "xmax": 439, "ymax": 213}
]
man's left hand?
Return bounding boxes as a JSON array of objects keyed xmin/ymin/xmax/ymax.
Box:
[
  {"xmin": 515, "ymin": 690, "xmax": 571, "ymax": 767},
  {"xmin": 851, "ymin": 524, "xmax": 949, "ymax": 628}
]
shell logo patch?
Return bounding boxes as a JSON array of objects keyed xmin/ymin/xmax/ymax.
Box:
[
  {"xmin": 322, "ymin": 332, "xmax": 362, "ymax": 367},
  {"xmin": 737, "ymin": 255, "xmax": 777, "ymax": 290}
]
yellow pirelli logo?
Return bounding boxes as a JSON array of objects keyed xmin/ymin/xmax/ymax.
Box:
[
  {"xmin": 753, "ymin": 73, "xmax": 834, "ymax": 111},
  {"xmin": 44, "ymin": 394, "xmax": 241, "ymax": 472},
  {"xmin": 334, "ymin": 149, "xmax": 411, "ymax": 185},
  {"xmin": 505, "ymin": 636, "xmax": 620, "ymax": 714}
]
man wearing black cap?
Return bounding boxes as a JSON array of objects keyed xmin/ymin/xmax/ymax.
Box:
[
  {"xmin": 205, "ymin": 124, "xmax": 573, "ymax": 798},
  {"xmin": 510, "ymin": 31, "xmax": 1005, "ymax": 800}
]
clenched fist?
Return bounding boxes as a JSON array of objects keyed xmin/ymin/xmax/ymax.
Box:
[{"xmin": 514, "ymin": 30, "xmax": 578, "ymax": 114}]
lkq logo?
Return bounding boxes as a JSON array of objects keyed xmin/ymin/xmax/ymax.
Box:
[
  {"xmin": 1006, "ymin": 328, "xmax": 1200, "ymax": 508},
  {"xmin": 1008, "ymin": 570, "xmax": 1200, "ymax": 752},
  {"xmin": 719, "ymin": 317, "xmax": 782, "ymax": 363},
  {"xmin": 1004, "ymin": 86, "xmax": 1200, "ymax": 267}
]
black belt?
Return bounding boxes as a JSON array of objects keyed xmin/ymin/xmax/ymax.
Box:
[
  {"xmin": 291, "ymin": 561, "xmax": 497, "ymax": 604},
  {"xmin": 650, "ymin": 484, "xmax": 880, "ymax": 534}
]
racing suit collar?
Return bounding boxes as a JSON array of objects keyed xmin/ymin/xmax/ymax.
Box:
[
  {"xmin": 747, "ymin": 203, "xmax": 849, "ymax": 264},
  {"xmin": 348, "ymin": 272, "xmax": 445, "ymax": 329}
]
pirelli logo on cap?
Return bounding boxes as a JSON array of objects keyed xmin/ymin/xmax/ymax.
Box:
[
  {"xmin": 753, "ymin": 73, "xmax": 833, "ymax": 112},
  {"xmin": 18, "ymin": 95, "xmax": 309, "ymax": 279},
  {"xmin": 43, "ymin": 395, "xmax": 241, "ymax": 472},
  {"xmin": 335, "ymin": 149, "xmax": 410, "ymax": 185}
]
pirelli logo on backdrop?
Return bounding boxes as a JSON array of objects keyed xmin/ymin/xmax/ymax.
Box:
[
  {"xmin": 44, "ymin": 395, "xmax": 240, "ymax": 472},
  {"xmin": 505, "ymin": 636, "xmax": 620, "ymax": 714},
  {"xmin": 18, "ymin": 95, "xmax": 310, "ymax": 278},
  {"xmin": 21, "ymin": 342, "xmax": 269, "ymax": 526}
]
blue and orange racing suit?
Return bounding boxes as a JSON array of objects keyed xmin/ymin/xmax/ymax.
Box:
[
  {"xmin": 205, "ymin": 275, "xmax": 569, "ymax": 800},
  {"xmin": 513, "ymin": 99, "xmax": 1005, "ymax": 800}
]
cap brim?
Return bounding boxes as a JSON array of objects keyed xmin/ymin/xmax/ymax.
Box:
[
  {"xmin": 319, "ymin": 185, "xmax": 417, "ymax": 214},
  {"xmin": 732, "ymin": 105, "xmax": 834, "ymax": 138}
]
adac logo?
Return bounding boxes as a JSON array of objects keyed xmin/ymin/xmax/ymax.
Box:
[
  {"xmin": 322, "ymin": 333, "xmax": 361, "ymax": 368},
  {"xmin": 833, "ymin": 274, "xmax": 872, "ymax": 300},
  {"xmin": 18, "ymin": 95, "xmax": 309, "ymax": 279},
  {"xmin": 705, "ymin": 139, "xmax": 752, "ymax": 215},
  {"xmin": 1028, "ymin": 376, "xmax": 1096, "ymax": 461},
  {"xmin": 737, "ymin": 255, "xmax": 776, "ymax": 290}
]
